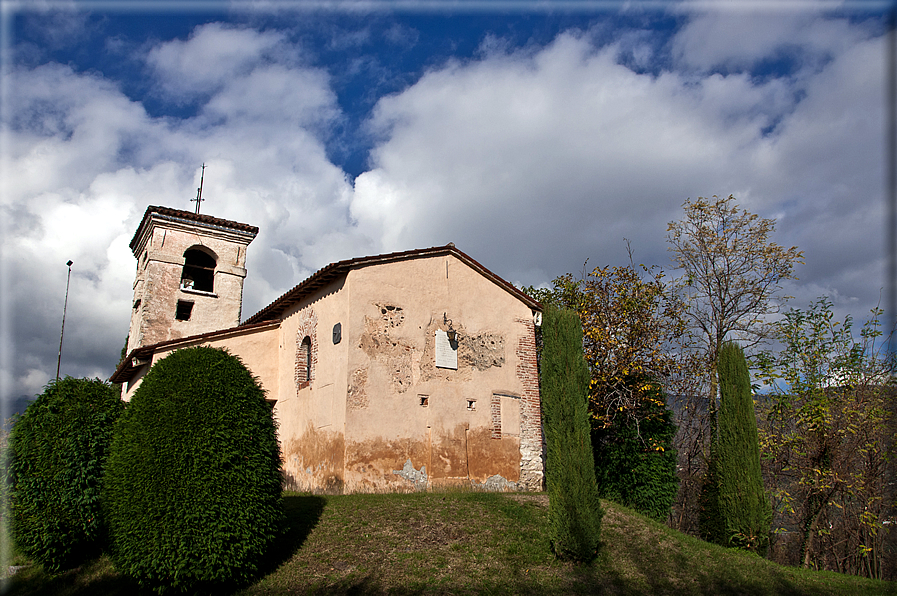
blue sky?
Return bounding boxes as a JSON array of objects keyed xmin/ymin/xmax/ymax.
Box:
[{"xmin": 1, "ymin": 1, "xmax": 893, "ymax": 407}]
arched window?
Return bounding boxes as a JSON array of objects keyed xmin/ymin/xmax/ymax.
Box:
[
  {"xmin": 181, "ymin": 248, "xmax": 216, "ymax": 293},
  {"xmin": 297, "ymin": 336, "xmax": 312, "ymax": 387}
]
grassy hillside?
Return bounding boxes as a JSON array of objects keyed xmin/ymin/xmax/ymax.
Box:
[{"xmin": 4, "ymin": 491, "xmax": 892, "ymax": 595}]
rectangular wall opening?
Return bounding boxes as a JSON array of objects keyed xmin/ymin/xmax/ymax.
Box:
[{"xmin": 175, "ymin": 300, "xmax": 194, "ymax": 321}]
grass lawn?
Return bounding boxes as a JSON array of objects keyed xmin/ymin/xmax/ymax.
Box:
[{"xmin": 3, "ymin": 492, "xmax": 893, "ymax": 595}]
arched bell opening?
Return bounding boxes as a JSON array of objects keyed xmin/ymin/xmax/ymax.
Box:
[{"xmin": 181, "ymin": 247, "xmax": 217, "ymax": 293}]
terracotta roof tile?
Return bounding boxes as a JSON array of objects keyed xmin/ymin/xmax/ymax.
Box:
[
  {"xmin": 129, "ymin": 205, "xmax": 259, "ymax": 250},
  {"xmin": 242, "ymin": 243, "xmax": 542, "ymax": 325}
]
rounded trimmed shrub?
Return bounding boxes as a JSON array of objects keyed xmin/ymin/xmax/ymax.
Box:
[
  {"xmin": 103, "ymin": 347, "xmax": 284, "ymax": 593},
  {"xmin": 9, "ymin": 377, "xmax": 123, "ymax": 571}
]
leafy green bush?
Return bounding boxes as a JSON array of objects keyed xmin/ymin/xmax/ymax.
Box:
[
  {"xmin": 103, "ymin": 347, "xmax": 284, "ymax": 593},
  {"xmin": 540, "ymin": 305, "xmax": 603, "ymax": 561},
  {"xmin": 9, "ymin": 377, "xmax": 123, "ymax": 571},
  {"xmin": 592, "ymin": 380, "xmax": 678, "ymax": 521}
]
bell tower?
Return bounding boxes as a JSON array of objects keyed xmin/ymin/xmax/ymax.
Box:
[{"xmin": 126, "ymin": 206, "xmax": 258, "ymax": 354}]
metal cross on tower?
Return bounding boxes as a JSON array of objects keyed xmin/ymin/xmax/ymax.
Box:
[{"xmin": 191, "ymin": 163, "xmax": 206, "ymax": 214}]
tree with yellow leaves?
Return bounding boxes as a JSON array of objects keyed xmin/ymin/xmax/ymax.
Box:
[
  {"xmin": 527, "ymin": 246, "xmax": 688, "ymax": 521},
  {"xmin": 755, "ymin": 298, "xmax": 895, "ymax": 577}
]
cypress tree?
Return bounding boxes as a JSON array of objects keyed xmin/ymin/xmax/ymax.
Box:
[
  {"xmin": 540, "ymin": 305, "xmax": 603, "ymax": 561},
  {"xmin": 716, "ymin": 341, "xmax": 772, "ymax": 553}
]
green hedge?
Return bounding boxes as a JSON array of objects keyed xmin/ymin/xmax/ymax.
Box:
[
  {"xmin": 9, "ymin": 377, "xmax": 123, "ymax": 571},
  {"xmin": 103, "ymin": 347, "xmax": 284, "ymax": 593}
]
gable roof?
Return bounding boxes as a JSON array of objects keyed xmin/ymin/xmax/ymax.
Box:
[
  {"xmin": 110, "ymin": 243, "xmax": 541, "ymax": 384},
  {"xmin": 130, "ymin": 205, "xmax": 259, "ymax": 251},
  {"xmin": 242, "ymin": 243, "xmax": 541, "ymax": 325}
]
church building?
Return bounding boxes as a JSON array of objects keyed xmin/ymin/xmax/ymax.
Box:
[{"xmin": 111, "ymin": 206, "xmax": 545, "ymax": 493}]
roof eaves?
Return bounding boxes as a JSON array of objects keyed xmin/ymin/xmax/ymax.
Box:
[
  {"xmin": 109, "ymin": 320, "xmax": 280, "ymax": 383},
  {"xmin": 241, "ymin": 244, "xmax": 542, "ymax": 327},
  {"xmin": 129, "ymin": 205, "xmax": 259, "ymax": 251}
]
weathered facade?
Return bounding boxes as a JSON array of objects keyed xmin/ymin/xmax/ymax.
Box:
[
  {"xmin": 113, "ymin": 206, "xmax": 544, "ymax": 493},
  {"xmin": 125, "ymin": 206, "xmax": 258, "ymax": 355}
]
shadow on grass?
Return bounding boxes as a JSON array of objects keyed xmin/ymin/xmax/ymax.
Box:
[
  {"xmin": 591, "ymin": 527, "xmax": 815, "ymax": 596},
  {"xmin": 2, "ymin": 559, "xmax": 148, "ymax": 596},
  {"xmin": 4, "ymin": 495, "xmax": 327, "ymax": 596},
  {"xmin": 253, "ymin": 494, "xmax": 327, "ymax": 578}
]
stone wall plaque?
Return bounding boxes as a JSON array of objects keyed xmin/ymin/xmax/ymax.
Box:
[{"xmin": 435, "ymin": 329, "xmax": 458, "ymax": 369}]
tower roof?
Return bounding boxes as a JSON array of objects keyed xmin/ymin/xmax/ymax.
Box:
[{"xmin": 129, "ymin": 205, "xmax": 259, "ymax": 252}]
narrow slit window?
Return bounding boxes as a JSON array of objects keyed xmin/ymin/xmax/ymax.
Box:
[
  {"xmin": 175, "ymin": 300, "xmax": 193, "ymax": 321},
  {"xmin": 297, "ymin": 336, "xmax": 312, "ymax": 386}
]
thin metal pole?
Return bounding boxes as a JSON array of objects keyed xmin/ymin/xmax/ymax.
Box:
[
  {"xmin": 56, "ymin": 260, "xmax": 73, "ymax": 381},
  {"xmin": 888, "ymin": 7, "xmax": 897, "ymax": 364},
  {"xmin": 192, "ymin": 163, "xmax": 206, "ymax": 214}
]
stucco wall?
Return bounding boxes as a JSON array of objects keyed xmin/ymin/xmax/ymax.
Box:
[
  {"xmin": 337, "ymin": 253, "xmax": 543, "ymax": 493},
  {"xmin": 121, "ymin": 324, "xmax": 280, "ymax": 402},
  {"xmin": 275, "ymin": 276, "xmax": 350, "ymax": 493}
]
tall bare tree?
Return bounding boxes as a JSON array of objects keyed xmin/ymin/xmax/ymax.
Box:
[
  {"xmin": 666, "ymin": 195, "xmax": 803, "ymax": 534},
  {"xmin": 666, "ymin": 194, "xmax": 804, "ymax": 412}
]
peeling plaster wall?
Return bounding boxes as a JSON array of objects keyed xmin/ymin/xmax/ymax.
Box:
[
  {"xmin": 338, "ymin": 254, "xmax": 544, "ymax": 493},
  {"xmin": 281, "ymin": 423, "xmax": 345, "ymax": 493},
  {"xmin": 274, "ymin": 276, "xmax": 350, "ymax": 492}
]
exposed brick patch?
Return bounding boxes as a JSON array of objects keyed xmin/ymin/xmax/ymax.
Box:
[
  {"xmin": 515, "ymin": 317, "xmax": 544, "ymax": 491},
  {"xmin": 491, "ymin": 393, "xmax": 502, "ymax": 439},
  {"xmin": 295, "ymin": 308, "xmax": 318, "ymax": 393},
  {"xmin": 297, "ymin": 338, "xmax": 311, "ymax": 388}
]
